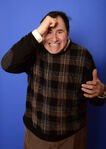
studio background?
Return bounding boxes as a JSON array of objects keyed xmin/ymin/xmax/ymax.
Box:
[{"xmin": 0, "ymin": 0, "xmax": 106, "ymax": 149}]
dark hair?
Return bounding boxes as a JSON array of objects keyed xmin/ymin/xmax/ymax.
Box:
[{"xmin": 40, "ymin": 11, "xmax": 71, "ymax": 32}]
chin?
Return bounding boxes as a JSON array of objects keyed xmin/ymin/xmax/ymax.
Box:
[{"xmin": 46, "ymin": 48, "xmax": 63, "ymax": 54}]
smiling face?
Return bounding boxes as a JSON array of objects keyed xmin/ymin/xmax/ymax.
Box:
[{"xmin": 43, "ymin": 16, "xmax": 69, "ymax": 54}]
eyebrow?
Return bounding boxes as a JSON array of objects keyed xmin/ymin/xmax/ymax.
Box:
[
  {"xmin": 48, "ymin": 28, "xmax": 64, "ymax": 32},
  {"xmin": 57, "ymin": 29, "xmax": 64, "ymax": 32}
]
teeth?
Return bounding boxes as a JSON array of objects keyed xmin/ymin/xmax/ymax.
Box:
[{"xmin": 49, "ymin": 43, "xmax": 59, "ymax": 46}]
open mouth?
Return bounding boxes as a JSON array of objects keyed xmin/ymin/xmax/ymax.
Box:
[{"xmin": 49, "ymin": 42, "xmax": 60, "ymax": 47}]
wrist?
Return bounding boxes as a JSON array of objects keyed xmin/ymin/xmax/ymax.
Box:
[
  {"xmin": 36, "ymin": 26, "xmax": 45, "ymax": 36},
  {"xmin": 98, "ymin": 85, "xmax": 106, "ymax": 99},
  {"xmin": 32, "ymin": 29, "xmax": 43, "ymax": 43}
]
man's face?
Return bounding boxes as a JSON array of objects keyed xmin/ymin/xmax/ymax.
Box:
[{"xmin": 43, "ymin": 16, "xmax": 69, "ymax": 54}]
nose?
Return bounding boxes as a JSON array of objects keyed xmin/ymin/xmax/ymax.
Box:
[{"xmin": 52, "ymin": 33, "xmax": 58, "ymax": 42}]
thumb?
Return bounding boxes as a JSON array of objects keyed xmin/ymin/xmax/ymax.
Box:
[{"xmin": 92, "ymin": 69, "xmax": 98, "ymax": 81}]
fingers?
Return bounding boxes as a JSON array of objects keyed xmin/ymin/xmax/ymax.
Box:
[
  {"xmin": 81, "ymin": 84, "xmax": 97, "ymax": 98},
  {"xmin": 81, "ymin": 81, "xmax": 99, "ymax": 98},
  {"xmin": 82, "ymin": 84, "xmax": 93, "ymax": 90},
  {"xmin": 81, "ymin": 80, "xmax": 105, "ymax": 98},
  {"xmin": 83, "ymin": 92, "xmax": 97, "ymax": 98},
  {"xmin": 37, "ymin": 16, "xmax": 57, "ymax": 36},
  {"xmin": 85, "ymin": 81, "xmax": 97, "ymax": 86},
  {"xmin": 49, "ymin": 18, "xmax": 57, "ymax": 28},
  {"xmin": 92, "ymin": 69, "xmax": 98, "ymax": 81},
  {"xmin": 81, "ymin": 69, "xmax": 104, "ymax": 98}
]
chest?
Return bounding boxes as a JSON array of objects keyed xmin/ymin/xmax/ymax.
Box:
[{"xmin": 32, "ymin": 52, "xmax": 84, "ymax": 91}]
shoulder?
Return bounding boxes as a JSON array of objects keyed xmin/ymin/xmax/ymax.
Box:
[
  {"xmin": 69, "ymin": 41, "xmax": 95, "ymax": 68},
  {"xmin": 69, "ymin": 41, "xmax": 92, "ymax": 57}
]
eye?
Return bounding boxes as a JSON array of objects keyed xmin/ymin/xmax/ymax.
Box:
[
  {"xmin": 48, "ymin": 31, "xmax": 52, "ymax": 34},
  {"xmin": 57, "ymin": 30, "xmax": 63, "ymax": 34},
  {"xmin": 47, "ymin": 29, "xmax": 52, "ymax": 34}
]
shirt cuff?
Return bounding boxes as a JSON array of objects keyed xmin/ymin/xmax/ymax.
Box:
[
  {"xmin": 98, "ymin": 86, "xmax": 106, "ymax": 99},
  {"xmin": 32, "ymin": 29, "xmax": 43, "ymax": 43}
]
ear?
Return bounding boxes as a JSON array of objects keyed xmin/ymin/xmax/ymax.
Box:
[
  {"xmin": 67, "ymin": 29, "xmax": 70, "ymax": 34},
  {"xmin": 67, "ymin": 31, "xmax": 70, "ymax": 40}
]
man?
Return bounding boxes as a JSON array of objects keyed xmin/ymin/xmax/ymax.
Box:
[{"xmin": 1, "ymin": 11, "xmax": 106, "ymax": 149}]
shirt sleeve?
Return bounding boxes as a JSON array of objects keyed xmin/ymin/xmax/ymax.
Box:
[
  {"xmin": 1, "ymin": 32, "xmax": 40, "ymax": 73},
  {"xmin": 32, "ymin": 29, "xmax": 43, "ymax": 43},
  {"xmin": 98, "ymin": 85, "xmax": 106, "ymax": 99},
  {"xmin": 83, "ymin": 49, "xmax": 105, "ymax": 105}
]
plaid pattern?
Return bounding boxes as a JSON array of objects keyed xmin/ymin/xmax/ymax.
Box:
[
  {"xmin": 24, "ymin": 40, "xmax": 95, "ymax": 136},
  {"xmin": 1, "ymin": 33, "xmax": 104, "ymax": 141}
]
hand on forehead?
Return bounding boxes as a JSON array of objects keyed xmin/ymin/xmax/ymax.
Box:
[{"xmin": 46, "ymin": 15, "xmax": 58, "ymax": 28}]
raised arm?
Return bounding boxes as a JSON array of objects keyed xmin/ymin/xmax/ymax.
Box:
[
  {"xmin": 1, "ymin": 16, "xmax": 57, "ymax": 73},
  {"xmin": 1, "ymin": 33, "xmax": 39, "ymax": 73}
]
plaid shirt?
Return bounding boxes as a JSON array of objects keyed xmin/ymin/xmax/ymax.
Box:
[{"xmin": 1, "ymin": 33, "xmax": 103, "ymax": 141}]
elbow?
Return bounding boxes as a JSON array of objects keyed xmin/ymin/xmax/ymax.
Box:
[{"xmin": 1, "ymin": 51, "xmax": 13, "ymax": 72}]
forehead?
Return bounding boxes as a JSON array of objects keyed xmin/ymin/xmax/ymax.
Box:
[{"xmin": 53, "ymin": 16, "xmax": 66, "ymax": 30}]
